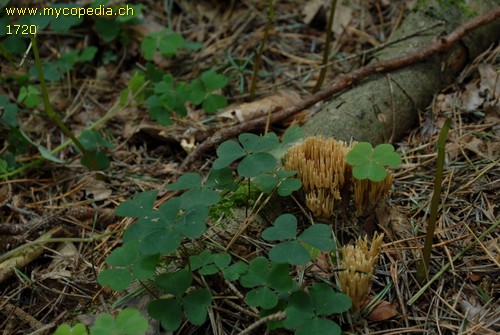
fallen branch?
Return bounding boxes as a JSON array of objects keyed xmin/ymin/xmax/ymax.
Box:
[{"xmin": 180, "ymin": 7, "xmax": 500, "ymax": 171}]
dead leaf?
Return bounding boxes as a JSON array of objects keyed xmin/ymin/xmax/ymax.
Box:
[
  {"xmin": 218, "ymin": 90, "xmax": 302, "ymax": 122},
  {"xmin": 459, "ymin": 299, "xmax": 483, "ymax": 319},
  {"xmin": 478, "ymin": 64, "xmax": 500, "ymax": 107},
  {"xmin": 302, "ymin": 1, "xmax": 353, "ymax": 35},
  {"xmin": 460, "ymin": 80, "xmax": 483, "ymax": 112},
  {"xmin": 303, "ymin": 0, "xmax": 323, "ymax": 25},
  {"xmin": 84, "ymin": 180, "xmax": 112, "ymax": 201},
  {"xmin": 367, "ymin": 300, "xmax": 399, "ymax": 322}
]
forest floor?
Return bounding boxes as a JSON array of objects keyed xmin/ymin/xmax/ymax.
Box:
[{"xmin": 0, "ymin": 1, "xmax": 498, "ymax": 334}]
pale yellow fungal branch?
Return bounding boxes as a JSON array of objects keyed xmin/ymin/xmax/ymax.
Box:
[
  {"xmin": 338, "ymin": 232, "xmax": 384, "ymax": 312},
  {"xmin": 284, "ymin": 136, "xmax": 351, "ymax": 218}
]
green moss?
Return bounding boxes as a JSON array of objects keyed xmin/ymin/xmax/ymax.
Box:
[{"xmin": 209, "ymin": 182, "xmax": 261, "ymax": 220}]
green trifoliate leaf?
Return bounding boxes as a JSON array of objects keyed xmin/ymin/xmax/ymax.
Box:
[
  {"xmin": 183, "ymin": 289, "xmax": 212, "ymax": 325},
  {"xmin": 299, "ymin": 224, "xmax": 336, "ymax": 251},
  {"xmin": 237, "ymin": 152, "xmax": 276, "ymax": 178},
  {"xmin": 213, "ymin": 140, "xmax": 246, "ymax": 169},
  {"xmin": 115, "ymin": 190, "xmax": 158, "ymax": 218},
  {"xmin": 262, "ymin": 214, "xmax": 297, "ymax": 241},
  {"xmin": 148, "ymin": 299, "xmax": 182, "ymax": 332},
  {"xmin": 372, "ymin": 143, "xmax": 401, "ymax": 166},
  {"xmin": 155, "ymin": 268, "xmax": 192, "ymax": 297},
  {"xmin": 268, "ymin": 241, "xmax": 311, "ymax": 265},
  {"xmin": 246, "ymin": 287, "xmax": 278, "ymax": 309},
  {"xmin": 310, "ymin": 283, "xmax": 351, "ymax": 315}
]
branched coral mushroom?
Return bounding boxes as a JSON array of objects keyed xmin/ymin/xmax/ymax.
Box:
[
  {"xmin": 338, "ymin": 232, "xmax": 384, "ymax": 312},
  {"xmin": 352, "ymin": 174, "xmax": 393, "ymax": 217},
  {"xmin": 284, "ymin": 136, "xmax": 394, "ymax": 218},
  {"xmin": 284, "ymin": 136, "xmax": 351, "ymax": 218}
]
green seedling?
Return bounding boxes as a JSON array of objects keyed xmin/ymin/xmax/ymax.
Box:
[
  {"xmin": 189, "ymin": 69, "xmax": 228, "ymax": 113},
  {"xmin": 29, "ymin": 35, "xmax": 99, "ymax": 170},
  {"xmin": 347, "ymin": 142, "xmax": 401, "ymax": 182},
  {"xmin": 141, "ymin": 28, "xmax": 202, "ymax": 60},
  {"xmin": 146, "ymin": 74, "xmax": 189, "ymax": 125},
  {"xmin": 17, "ymin": 84, "xmax": 40, "ymax": 107},
  {"xmin": 224, "ymin": 51, "xmax": 254, "ymax": 93},
  {"xmin": 248, "ymin": 0, "xmax": 274, "ymax": 99},
  {"xmin": 313, "ymin": 0, "xmax": 338, "ymax": 92}
]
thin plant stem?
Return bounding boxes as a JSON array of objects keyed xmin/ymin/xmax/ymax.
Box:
[
  {"xmin": 248, "ymin": 0, "xmax": 274, "ymax": 100},
  {"xmin": 416, "ymin": 117, "xmax": 451, "ymax": 284},
  {"xmin": 30, "ymin": 34, "xmax": 99, "ymax": 170},
  {"xmin": 313, "ymin": 0, "xmax": 338, "ymax": 93}
]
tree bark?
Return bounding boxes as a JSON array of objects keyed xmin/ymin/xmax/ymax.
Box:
[{"xmin": 301, "ymin": 0, "xmax": 500, "ymax": 144}]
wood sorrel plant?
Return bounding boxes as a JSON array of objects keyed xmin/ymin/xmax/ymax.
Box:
[{"xmin": 97, "ymin": 126, "xmax": 351, "ymax": 334}]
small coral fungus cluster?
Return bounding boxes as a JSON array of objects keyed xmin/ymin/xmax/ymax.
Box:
[
  {"xmin": 284, "ymin": 136, "xmax": 393, "ymax": 218},
  {"xmin": 338, "ymin": 232, "xmax": 384, "ymax": 312}
]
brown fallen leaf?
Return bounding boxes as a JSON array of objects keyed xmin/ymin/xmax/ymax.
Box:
[
  {"xmin": 217, "ymin": 90, "xmax": 303, "ymax": 123},
  {"xmin": 367, "ymin": 300, "xmax": 399, "ymax": 322}
]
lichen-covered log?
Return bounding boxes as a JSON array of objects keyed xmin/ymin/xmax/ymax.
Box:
[{"xmin": 301, "ymin": 0, "xmax": 500, "ymax": 144}]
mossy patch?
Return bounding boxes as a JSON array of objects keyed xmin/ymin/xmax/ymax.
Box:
[{"xmin": 209, "ymin": 182, "xmax": 261, "ymax": 220}]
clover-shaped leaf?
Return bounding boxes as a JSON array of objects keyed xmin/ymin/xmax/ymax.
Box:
[
  {"xmin": 213, "ymin": 140, "xmax": 246, "ymax": 169},
  {"xmin": 277, "ymin": 178, "xmax": 301, "ymax": 196},
  {"xmin": 246, "ymin": 287, "xmax": 278, "ymax": 309},
  {"xmin": 309, "ymin": 283, "xmax": 351, "ymax": 315},
  {"xmin": 183, "ymin": 288, "xmax": 212, "ymax": 325},
  {"xmin": 155, "ymin": 268, "xmax": 192, "ymax": 297},
  {"xmin": 238, "ymin": 153, "xmax": 276, "ymax": 178},
  {"xmin": 239, "ymin": 132, "xmax": 280, "ymax": 153},
  {"xmin": 166, "ymin": 172, "xmax": 202, "ymax": 190},
  {"xmin": 115, "ymin": 190, "xmax": 158, "ymax": 218},
  {"xmin": 347, "ymin": 142, "xmax": 401, "ymax": 182},
  {"xmin": 148, "ymin": 299, "xmax": 182, "ymax": 332},
  {"xmin": 239, "ymin": 257, "xmax": 269, "ymax": 288},
  {"xmin": 299, "ymin": 224, "xmax": 336, "ymax": 251},
  {"xmin": 201, "ymin": 70, "xmax": 228, "ymax": 91},
  {"xmin": 268, "ymin": 241, "xmax": 311, "ymax": 265},
  {"xmin": 262, "ymin": 214, "xmax": 297, "ymax": 241}
]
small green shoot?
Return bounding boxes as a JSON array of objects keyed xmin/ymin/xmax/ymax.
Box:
[
  {"xmin": 141, "ymin": 28, "xmax": 200, "ymax": 60},
  {"xmin": 416, "ymin": 117, "xmax": 451, "ymax": 284},
  {"xmin": 347, "ymin": 142, "xmax": 401, "ymax": 182},
  {"xmin": 17, "ymin": 84, "xmax": 41, "ymax": 107},
  {"xmin": 189, "ymin": 69, "xmax": 228, "ymax": 113}
]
